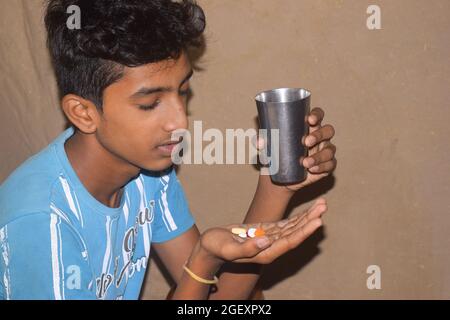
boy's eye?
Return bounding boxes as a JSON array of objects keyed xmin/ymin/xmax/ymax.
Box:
[{"xmin": 138, "ymin": 100, "xmax": 160, "ymax": 110}]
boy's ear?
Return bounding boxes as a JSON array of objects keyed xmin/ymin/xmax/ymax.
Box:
[{"xmin": 61, "ymin": 94, "xmax": 99, "ymax": 134}]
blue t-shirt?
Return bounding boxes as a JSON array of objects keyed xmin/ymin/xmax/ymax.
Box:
[{"xmin": 0, "ymin": 127, "xmax": 195, "ymax": 300}]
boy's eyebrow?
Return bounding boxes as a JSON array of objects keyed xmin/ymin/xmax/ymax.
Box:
[{"xmin": 130, "ymin": 69, "xmax": 194, "ymax": 98}]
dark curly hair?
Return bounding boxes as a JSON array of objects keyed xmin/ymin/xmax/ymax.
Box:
[{"xmin": 45, "ymin": 0, "xmax": 206, "ymax": 109}]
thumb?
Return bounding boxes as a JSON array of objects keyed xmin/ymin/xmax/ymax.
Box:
[{"xmin": 237, "ymin": 236, "xmax": 272, "ymax": 258}]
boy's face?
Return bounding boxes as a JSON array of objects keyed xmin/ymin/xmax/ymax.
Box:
[{"xmin": 96, "ymin": 52, "xmax": 192, "ymax": 172}]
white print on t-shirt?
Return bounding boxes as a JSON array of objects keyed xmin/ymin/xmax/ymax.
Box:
[{"xmin": 96, "ymin": 199, "xmax": 155, "ymax": 299}]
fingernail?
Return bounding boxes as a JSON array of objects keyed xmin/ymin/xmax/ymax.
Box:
[
  {"xmin": 310, "ymin": 166, "xmax": 319, "ymax": 172},
  {"xmin": 256, "ymin": 237, "xmax": 270, "ymax": 248}
]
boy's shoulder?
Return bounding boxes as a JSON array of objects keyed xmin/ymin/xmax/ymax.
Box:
[{"xmin": 0, "ymin": 130, "xmax": 70, "ymax": 227}]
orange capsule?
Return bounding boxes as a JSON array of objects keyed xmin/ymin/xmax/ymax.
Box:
[{"xmin": 254, "ymin": 229, "xmax": 266, "ymax": 237}]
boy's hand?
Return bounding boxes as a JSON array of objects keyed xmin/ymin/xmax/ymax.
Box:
[
  {"xmin": 199, "ymin": 198, "xmax": 327, "ymax": 264},
  {"xmin": 257, "ymin": 107, "xmax": 337, "ymax": 191}
]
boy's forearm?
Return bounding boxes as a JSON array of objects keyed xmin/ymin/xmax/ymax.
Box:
[
  {"xmin": 243, "ymin": 174, "xmax": 295, "ymax": 223},
  {"xmin": 209, "ymin": 174, "xmax": 294, "ymax": 300}
]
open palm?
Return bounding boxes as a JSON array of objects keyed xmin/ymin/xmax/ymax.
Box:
[{"xmin": 200, "ymin": 198, "xmax": 327, "ymax": 264}]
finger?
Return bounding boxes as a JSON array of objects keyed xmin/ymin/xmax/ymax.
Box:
[
  {"xmin": 295, "ymin": 198, "xmax": 327, "ymax": 219},
  {"xmin": 252, "ymin": 135, "xmax": 266, "ymax": 151},
  {"xmin": 284, "ymin": 218, "xmax": 323, "ymax": 249},
  {"xmin": 307, "ymin": 202, "xmax": 328, "ymax": 219},
  {"xmin": 222, "ymin": 235, "xmax": 273, "ymax": 261},
  {"xmin": 303, "ymin": 108, "xmax": 326, "ymax": 157},
  {"xmin": 277, "ymin": 215, "xmax": 302, "ymax": 233},
  {"xmin": 304, "ymin": 124, "xmax": 335, "ymax": 148},
  {"xmin": 280, "ymin": 217, "xmax": 307, "ymax": 238},
  {"xmin": 297, "ymin": 203, "xmax": 327, "ymax": 230},
  {"xmin": 281, "ymin": 221, "xmax": 308, "ymax": 238},
  {"xmin": 257, "ymin": 218, "xmax": 323, "ymax": 261},
  {"xmin": 282, "ymin": 203, "xmax": 327, "ymax": 237},
  {"xmin": 280, "ymin": 202, "xmax": 326, "ymax": 237},
  {"xmin": 308, "ymin": 108, "xmax": 325, "ymax": 127},
  {"xmin": 307, "ymin": 198, "xmax": 327, "ymax": 213},
  {"xmin": 280, "ymin": 198, "xmax": 326, "ymax": 232},
  {"xmin": 272, "ymin": 213, "xmax": 304, "ymax": 232},
  {"xmin": 263, "ymin": 227, "xmax": 282, "ymax": 240},
  {"xmin": 308, "ymin": 158, "xmax": 337, "ymax": 174},
  {"xmin": 303, "ymin": 143, "xmax": 336, "ymax": 168},
  {"xmin": 258, "ymin": 213, "xmax": 299, "ymax": 231},
  {"xmin": 258, "ymin": 220, "xmax": 287, "ymax": 234}
]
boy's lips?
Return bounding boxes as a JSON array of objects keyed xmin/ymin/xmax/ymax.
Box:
[
  {"xmin": 156, "ymin": 137, "xmax": 183, "ymax": 156},
  {"xmin": 157, "ymin": 136, "xmax": 183, "ymax": 147}
]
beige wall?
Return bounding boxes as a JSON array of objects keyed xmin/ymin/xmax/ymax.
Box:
[{"xmin": 1, "ymin": 0, "xmax": 449, "ymax": 299}]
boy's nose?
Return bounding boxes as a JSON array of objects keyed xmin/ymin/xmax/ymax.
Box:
[{"xmin": 163, "ymin": 100, "xmax": 188, "ymax": 132}]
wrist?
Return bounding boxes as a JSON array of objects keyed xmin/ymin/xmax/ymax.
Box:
[
  {"xmin": 186, "ymin": 240, "xmax": 224, "ymax": 280},
  {"xmin": 258, "ymin": 174, "xmax": 297, "ymax": 197}
]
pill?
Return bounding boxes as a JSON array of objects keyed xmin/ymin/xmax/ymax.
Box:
[
  {"xmin": 238, "ymin": 233, "xmax": 247, "ymax": 238},
  {"xmin": 246, "ymin": 228, "xmax": 265, "ymax": 238},
  {"xmin": 254, "ymin": 229, "xmax": 265, "ymax": 237},
  {"xmin": 231, "ymin": 227, "xmax": 247, "ymax": 235}
]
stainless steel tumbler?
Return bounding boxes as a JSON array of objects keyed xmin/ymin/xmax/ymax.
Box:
[{"xmin": 255, "ymin": 88, "xmax": 311, "ymax": 184}]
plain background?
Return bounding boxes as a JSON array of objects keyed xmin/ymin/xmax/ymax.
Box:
[{"xmin": 0, "ymin": 0, "xmax": 449, "ymax": 299}]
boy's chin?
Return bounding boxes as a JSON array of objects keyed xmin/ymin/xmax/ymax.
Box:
[{"xmin": 139, "ymin": 158, "xmax": 174, "ymax": 172}]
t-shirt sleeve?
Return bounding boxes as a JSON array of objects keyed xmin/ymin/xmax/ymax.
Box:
[
  {"xmin": 151, "ymin": 168, "xmax": 195, "ymax": 243},
  {"xmin": 0, "ymin": 213, "xmax": 97, "ymax": 300}
]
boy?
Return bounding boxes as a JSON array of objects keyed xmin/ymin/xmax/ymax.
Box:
[{"xmin": 0, "ymin": 0, "xmax": 336, "ymax": 300}]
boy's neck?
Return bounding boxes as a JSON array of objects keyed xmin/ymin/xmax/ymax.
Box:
[{"xmin": 64, "ymin": 130, "xmax": 141, "ymax": 208}]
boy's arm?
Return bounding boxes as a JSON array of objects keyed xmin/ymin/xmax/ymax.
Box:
[
  {"xmin": 209, "ymin": 108, "xmax": 336, "ymax": 299},
  {"xmin": 151, "ymin": 225, "xmax": 201, "ymax": 286},
  {"xmin": 151, "ymin": 226, "xmax": 220, "ymax": 300},
  {"xmin": 151, "ymin": 202, "xmax": 325, "ymax": 300},
  {"xmin": 149, "ymin": 181, "xmax": 294, "ymax": 300},
  {"xmin": 147, "ymin": 108, "xmax": 336, "ymax": 299},
  {"xmin": 208, "ymin": 175, "xmax": 295, "ymax": 299}
]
